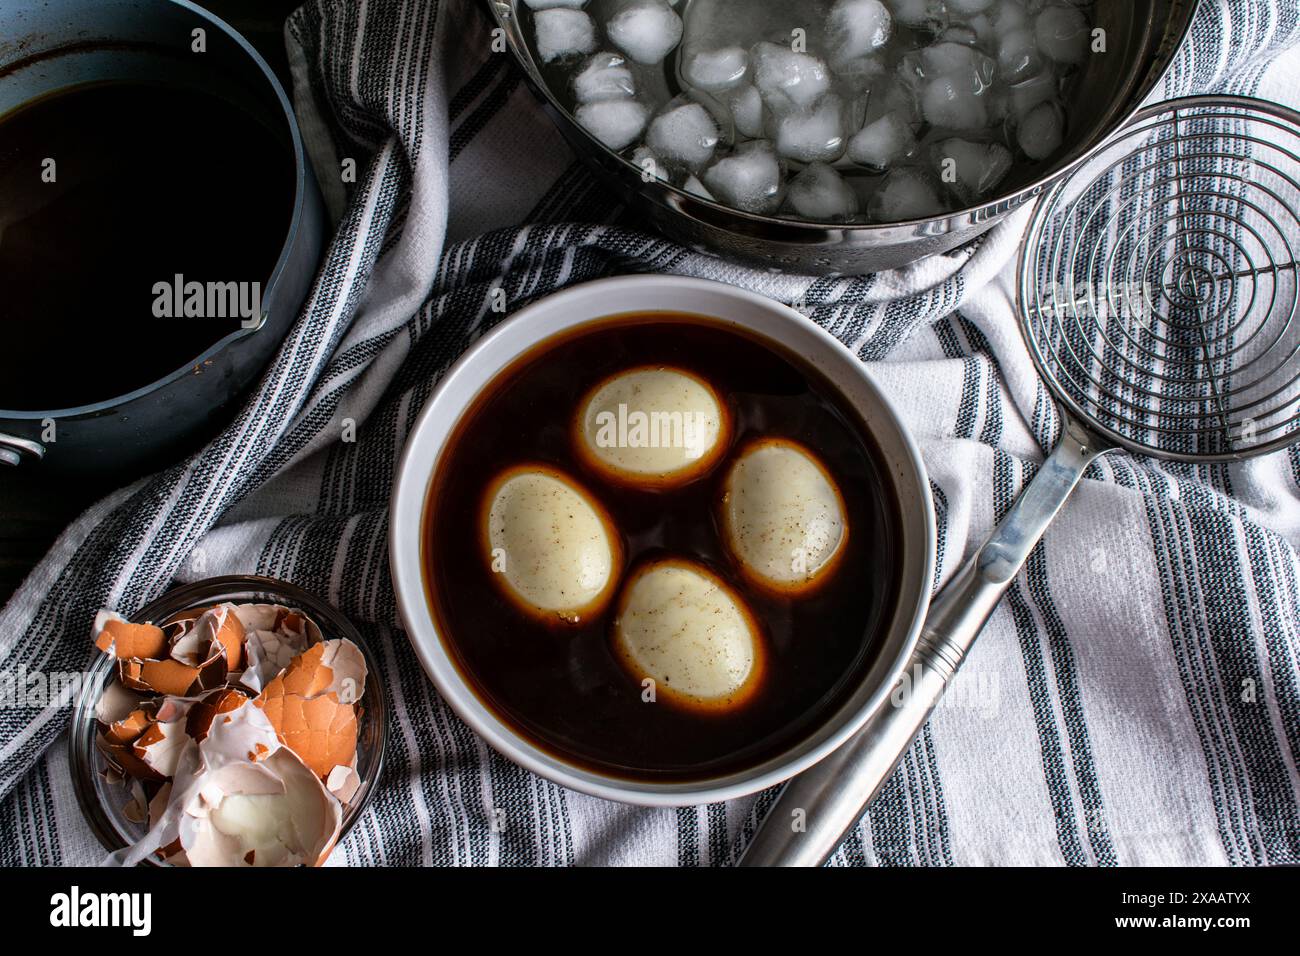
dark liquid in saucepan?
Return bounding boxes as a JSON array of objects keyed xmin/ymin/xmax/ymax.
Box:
[
  {"xmin": 423, "ymin": 314, "xmax": 904, "ymax": 782},
  {"xmin": 0, "ymin": 81, "xmax": 295, "ymax": 411}
]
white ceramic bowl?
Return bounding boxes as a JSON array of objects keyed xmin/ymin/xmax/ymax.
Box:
[{"xmin": 389, "ymin": 275, "xmax": 935, "ymax": 806}]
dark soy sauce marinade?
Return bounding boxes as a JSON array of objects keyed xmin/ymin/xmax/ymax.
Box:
[
  {"xmin": 0, "ymin": 81, "xmax": 294, "ymax": 411},
  {"xmin": 423, "ymin": 314, "xmax": 902, "ymax": 781}
]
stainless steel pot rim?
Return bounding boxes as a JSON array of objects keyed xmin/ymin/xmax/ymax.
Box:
[
  {"xmin": 0, "ymin": 0, "xmax": 314, "ymax": 420},
  {"xmin": 389, "ymin": 274, "xmax": 936, "ymax": 805},
  {"xmin": 488, "ymin": 0, "xmax": 1198, "ymax": 237}
]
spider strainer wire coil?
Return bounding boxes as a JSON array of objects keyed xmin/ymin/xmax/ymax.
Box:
[{"xmin": 1020, "ymin": 95, "xmax": 1300, "ymax": 462}]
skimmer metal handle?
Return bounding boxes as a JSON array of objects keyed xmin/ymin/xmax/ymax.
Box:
[{"xmin": 738, "ymin": 414, "xmax": 1112, "ymax": 867}]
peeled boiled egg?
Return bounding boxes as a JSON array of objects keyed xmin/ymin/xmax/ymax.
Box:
[
  {"xmin": 612, "ymin": 558, "xmax": 764, "ymax": 711},
  {"xmin": 574, "ymin": 365, "xmax": 730, "ymax": 487},
  {"xmin": 482, "ymin": 465, "xmax": 620, "ymax": 623},
  {"xmin": 721, "ymin": 438, "xmax": 848, "ymax": 594}
]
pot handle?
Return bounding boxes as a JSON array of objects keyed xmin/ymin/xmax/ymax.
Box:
[
  {"xmin": 737, "ymin": 415, "xmax": 1109, "ymax": 867},
  {"xmin": 0, "ymin": 433, "xmax": 46, "ymax": 467}
]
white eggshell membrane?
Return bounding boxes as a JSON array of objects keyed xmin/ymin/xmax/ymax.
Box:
[
  {"xmin": 483, "ymin": 466, "xmax": 619, "ymax": 622},
  {"xmin": 722, "ymin": 438, "xmax": 848, "ymax": 593},
  {"xmin": 613, "ymin": 559, "xmax": 763, "ymax": 710},
  {"xmin": 576, "ymin": 366, "xmax": 728, "ymax": 485}
]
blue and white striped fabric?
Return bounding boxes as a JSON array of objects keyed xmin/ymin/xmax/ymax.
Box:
[{"xmin": 2, "ymin": 0, "xmax": 1298, "ymax": 866}]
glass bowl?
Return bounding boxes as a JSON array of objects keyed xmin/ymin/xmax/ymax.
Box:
[{"xmin": 69, "ymin": 574, "xmax": 387, "ymax": 864}]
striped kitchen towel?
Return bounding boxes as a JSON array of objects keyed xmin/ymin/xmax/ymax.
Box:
[{"xmin": 2, "ymin": 0, "xmax": 1299, "ymax": 866}]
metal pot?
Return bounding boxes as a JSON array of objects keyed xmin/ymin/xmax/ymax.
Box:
[
  {"xmin": 487, "ymin": 0, "xmax": 1198, "ymax": 274},
  {"xmin": 0, "ymin": 0, "xmax": 325, "ymax": 478}
]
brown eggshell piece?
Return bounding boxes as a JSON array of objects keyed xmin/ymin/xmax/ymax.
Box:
[
  {"xmin": 117, "ymin": 660, "xmax": 194, "ymax": 697},
  {"xmin": 96, "ymin": 731, "xmax": 164, "ymax": 782},
  {"xmin": 194, "ymin": 604, "xmax": 245, "ymax": 672},
  {"xmin": 258, "ymin": 692, "xmax": 358, "ymax": 780},
  {"xmin": 131, "ymin": 718, "xmax": 190, "ymax": 779},
  {"xmin": 117, "ymin": 657, "xmax": 201, "ymax": 697},
  {"xmin": 186, "ymin": 687, "xmax": 250, "ymax": 742},
  {"xmin": 92, "ymin": 612, "xmax": 166, "ymax": 661},
  {"xmin": 254, "ymin": 641, "xmax": 360, "ymax": 780},
  {"xmin": 103, "ymin": 708, "xmax": 154, "ymax": 746}
]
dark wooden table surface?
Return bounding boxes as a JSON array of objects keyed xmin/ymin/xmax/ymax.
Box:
[{"xmin": 0, "ymin": 0, "xmax": 305, "ymax": 606}]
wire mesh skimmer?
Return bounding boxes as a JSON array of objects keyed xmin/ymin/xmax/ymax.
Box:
[
  {"xmin": 740, "ymin": 94, "xmax": 1300, "ymax": 867},
  {"xmin": 1024, "ymin": 94, "xmax": 1300, "ymax": 461}
]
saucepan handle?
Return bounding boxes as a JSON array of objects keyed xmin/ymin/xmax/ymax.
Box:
[
  {"xmin": 738, "ymin": 415, "xmax": 1109, "ymax": 867},
  {"xmin": 0, "ymin": 433, "xmax": 45, "ymax": 467}
]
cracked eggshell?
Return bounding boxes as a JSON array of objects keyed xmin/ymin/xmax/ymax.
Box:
[
  {"xmin": 481, "ymin": 465, "xmax": 621, "ymax": 624},
  {"xmin": 179, "ymin": 746, "xmax": 342, "ymax": 867},
  {"xmin": 612, "ymin": 558, "xmax": 765, "ymax": 712},
  {"xmin": 326, "ymin": 764, "xmax": 362, "ymax": 803},
  {"xmin": 720, "ymin": 437, "xmax": 848, "ymax": 595},
  {"xmin": 92, "ymin": 611, "xmax": 166, "ymax": 661},
  {"xmin": 114, "ymin": 700, "xmax": 278, "ymax": 865},
  {"xmin": 573, "ymin": 365, "xmax": 731, "ymax": 488},
  {"xmin": 254, "ymin": 640, "xmax": 364, "ymax": 780},
  {"xmin": 95, "ymin": 680, "xmax": 146, "ymax": 727},
  {"xmin": 122, "ymin": 701, "xmax": 342, "ymax": 868},
  {"xmin": 131, "ymin": 716, "xmax": 190, "ymax": 780},
  {"xmin": 96, "ymin": 714, "xmax": 160, "ymax": 782},
  {"xmin": 100, "ymin": 603, "xmax": 245, "ymax": 697},
  {"xmin": 235, "ymin": 605, "xmax": 321, "ymax": 693},
  {"xmin": 117, "ymin": 657, "xmax": 202, "ymax": 697},
  {"xmin": 103, "ymin": 708, "xmax": 154, "ymax": 746},
  {"xmin": 186, "ymin": 687, "xmax": 251, "ymax": 742},
  {"xmin": 170, "ymin": 604, "xmax": 245, "ymax": 672}
]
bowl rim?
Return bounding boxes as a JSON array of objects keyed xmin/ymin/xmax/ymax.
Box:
[
  {"xmin": 389, "ymin": 274, "xmax": 936, "ymax": 806},
  {"xmin": 68, "ymin": 574, "xmax": 388, "ymax": 862}
]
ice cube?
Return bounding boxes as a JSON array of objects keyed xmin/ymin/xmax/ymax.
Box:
[
  {"xmin": 847, "ymin": 111, "xmax": 917, "ymax": 169},
  {"xmin": 576, "ymin": 99, "xmax": 648, "ymax": 150},
  {"xmin": 751, "ymin": 41, "xmax": 831, "ymax": 111},
  {"xmin": 966, "ymin": 14, "xmax": 997, "ymax": 47},
  {"xmin": 772, "ymin": 94, "xmax": 847, "ymax": 164},
  {"xmin": 683, "ymin": 174, "xmax": 715, "ymax": 200},
  {"xmin": 921, "ymin": 75, "xmax": 988, "ymax": 130},
  {"xmin": 830, "ymin": 54, "xmax": 887, "ymax": 81},
  {"xmin": 867, "ymin": 73, "xmax": 921, "ymax": 127},
  {"xmin": 573, "ymin": 52, "xmax": 637, "ymax": 102},
  {"xmin": 827, "ymin": 0, "xmax": 893, "ymax": 70},
  {"xmin": 889, "ymin": 0, "xmax": 947, "ymax": 30},
  {"xmin": 682, "ymin": 45, "xmax": 749, "ymax": 91},
  {"xmin": 984, "ymin": 87, "xmax": 1010, "ymax": 124},
  {"xmin": 992, "ymin": 0, "xmax": 1029, "ymax": 32},
  {"xmin": 631, "ymin": 145, "xmax": 669, "ymax": 181},
  {"xmin": 920, "ymin": 42, "xmax": 995, "ymax": 92},
  {"xmin": 1017, "ymin": 99, "xmax": 1064, "ymax": 159},
  {"xmin": 996, "ymin": 27, "xmax": 1043, "ymax": 84},
  {"xmin": 933, "ymin": 137, "xmax": 1013, "ymax": 204},
  {"xmin": 1035, "ymin": 4, "xmax": 1089, "ymax": 64},
  {"xmin": 607, "ymin": 0, "xmax": 683, "ymax": 65},
  {"xmin": 700, "ymin": 141, "xmax": 783, "ymax": 214},
  {"xmin": 1009, "ymin": 70, "xmax": 1058, "ymax": 118},
  {"xmin": 867, "ymin": 167, "xmax": 945, "ymax": 221},
  {"xmin": 947, "ymin": 0, "xmax": 995, "ymax": 14},
  {"xmin": 646, "ymin": 101, "xmax": 720, "ymax": 169},
  {"xmin": 534, "ymin": 9, "xmax": 597, "ymax": 63},
  {"xmin": 722, "ymin": 84, "xmax": 765, "ymax": 139},
  {"xmin": 787, "ymin": 163, "xmax": 859, "ymax": 220},
  {"xmin": 940, "ymin": 26, "xmax": 979, "ymax": 45}
]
